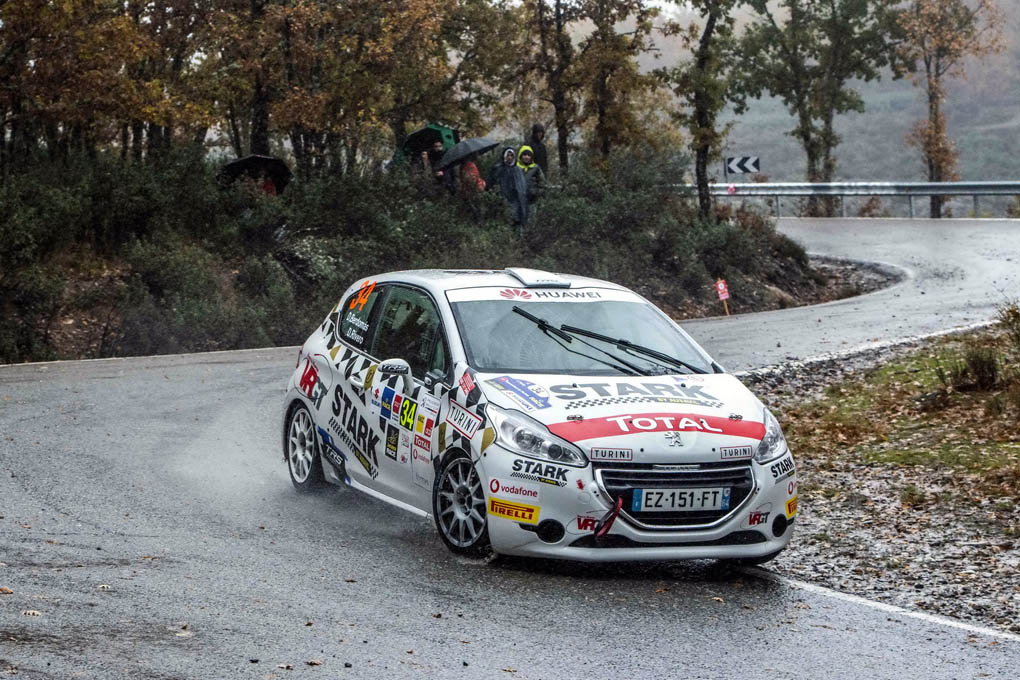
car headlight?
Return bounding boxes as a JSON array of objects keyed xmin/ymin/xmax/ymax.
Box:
[
  {"xmin": 754, "ymin": 408, "xmax": 789, "ymax": 464},
  {"xmin": 485, "ymin": 403, "xmax": 588, "ymax": 467}
]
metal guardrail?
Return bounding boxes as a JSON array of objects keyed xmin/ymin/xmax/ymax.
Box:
[{"xmin": 683, "ymin": 181, "xmax": 1020, "ymax": 217}]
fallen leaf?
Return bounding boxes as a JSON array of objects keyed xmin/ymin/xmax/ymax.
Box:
[
  {"xmin": 97, "ymin": 584, "xmax": 111, "ymax": 591},
  {"xmin": 344, "ymin": 578, "xmax": 356, "ymax": 583},
  {"xmin": 502, "ymin": 668, "xmax": 517, "ymax": 674},
  {"xmin": 0, "ymin": 587, "xmax": 12, "ymax": 595},
  {"xmin": 432, "ymin": 613, "xmax": 442, "ymax": 618},
  {"xmin": 276, "ymin": 664, "xmax": 294, "ymax": 670},
  {"xmin": 305, "ymin": 621, "xmax": 313, "ymax": 627},
  {"xmin": 711, "ymin": 597, "xmax": 724, "ymax": 603},
  {"xmin": 305, "ymin": 660, "xmax": 322, "ymax": 666}
]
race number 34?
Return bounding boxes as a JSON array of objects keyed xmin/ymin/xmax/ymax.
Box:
[
  {"xmin": 400, "ymin": 398, "xmax": 418, "ymax": 430},
  {"xmin": 349, "ymin": 280, "xmax": 376, "ymax": 311}
]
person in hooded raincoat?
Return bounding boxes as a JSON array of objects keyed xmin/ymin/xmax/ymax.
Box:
[
  {"xmin": 528, "ymin": 123, "xmax": 548, "ymax": 175},
  {"xmin": 488, "ymin": 146, "xmax": 527, "ymax": 226},
  {"xmin": 516, "ymin": 145, "xmax": 546, "ymax": 224}
]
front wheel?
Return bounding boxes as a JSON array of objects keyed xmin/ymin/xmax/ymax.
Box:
[
  {"xmin": 432, "ymin": 452, "xmax": 491, "ymax": 557},
  {"xmin": 285, "ymin": 403, "xmax": 326, "ymax": 492}
]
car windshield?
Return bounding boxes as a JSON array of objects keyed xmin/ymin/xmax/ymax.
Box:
[{"xmin": 447, "ymin": 287, "xmax": 712, "ymax": 375}]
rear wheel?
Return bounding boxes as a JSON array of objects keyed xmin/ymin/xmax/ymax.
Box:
[
  {"xmin": 432, "ymin": 452, "xmax": 491, "ymax": 557},
  {"xmin": 285, "ymin": 403, "xmax": 326, "ymax": 492}
]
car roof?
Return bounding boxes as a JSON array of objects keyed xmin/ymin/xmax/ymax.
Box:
[{"xmin": 368, "ymin": 268, "xmax": 632, "ymax": 298}]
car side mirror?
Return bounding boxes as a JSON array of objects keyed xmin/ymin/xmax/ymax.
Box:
[
  {"xmin": 423, "ymin": 369, "xmax": 445, "ymax": 389},
  {"xmin": 379, "ymin": 358, "xmax": 413, "ymax": 393}
]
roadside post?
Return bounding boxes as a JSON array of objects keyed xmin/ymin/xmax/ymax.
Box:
[{"xmin": 716, "ymin": 279, "xmax": 730, "ymax": 316}]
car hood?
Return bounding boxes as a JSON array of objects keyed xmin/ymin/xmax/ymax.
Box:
[{"xmin": 476, "ymin": 373, "xmax": 766, "ymax": 465}]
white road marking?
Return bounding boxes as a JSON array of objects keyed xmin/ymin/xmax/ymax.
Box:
[{"xmin": 746, "ymin": 567, "xmax": 1020, "ymax": 643}]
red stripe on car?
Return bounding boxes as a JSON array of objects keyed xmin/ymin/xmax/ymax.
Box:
[{"xmin": 548, "ymin": 412, "xmax": 765, "ymax": 442}]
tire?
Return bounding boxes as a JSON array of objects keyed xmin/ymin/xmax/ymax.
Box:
[
  {"xmin": 285, "ymin": 403, "xmax": 327, "ymax": 492},
  {"xmin": 432, "ymin": 451, "xmax": 491, "ymax": 557}
]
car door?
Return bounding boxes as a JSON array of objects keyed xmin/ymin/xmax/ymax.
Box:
[
  {"xmin": 316, "ymin": 280, "xmax": 388, "ymax": 489},
  {"xmin": 366, "ymin": 285, "xmax": 452, "ymax": 509}
]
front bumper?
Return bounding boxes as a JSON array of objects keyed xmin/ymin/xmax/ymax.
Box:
[{"xmin": 478, "ymin": 446, "xmax": 796, "ymax": 562}]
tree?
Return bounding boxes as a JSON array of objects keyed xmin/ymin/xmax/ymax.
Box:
[
  {"xmin": 897, "ymin": 0, "xmax": 1003, "ymax": 218},
  {"xmin": 738, "ymin": 0, "xmax": 897, "ymax": 215},
  {"xmin": 662, "ymin": 1, "xmax": 742, "ymax": 221},
  {"xmin": 528, "ymin": 0, "xmax": 584, "ymax": 173},
  {"xmin": 575, "ymin": 0, "xmax": 659, "ymax": 157}
]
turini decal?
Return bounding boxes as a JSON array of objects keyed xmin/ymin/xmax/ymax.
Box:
[{"xmin": 547, "ymin": 412, "xmax": 766, "ymax": 442}]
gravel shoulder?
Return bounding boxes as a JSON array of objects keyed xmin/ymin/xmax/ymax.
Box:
[{"xmin": 742, "ymin": 328, "xmax": 1020, "ymax": 633}]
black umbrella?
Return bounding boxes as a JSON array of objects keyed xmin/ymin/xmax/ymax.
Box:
[
  {"xmin": 437, "ymin": 137, "xmax": 500, "ymax": 170},
  {"xmin": 219, "ymin": 155, "xmax": 293, "ymax": 193}
]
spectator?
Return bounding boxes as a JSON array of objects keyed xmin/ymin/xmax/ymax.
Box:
[
  {"xmin": 528, "ymin": 123, "xmax": 548, "ymax": 175},
  {"xmin": 488, "ymin": 146, "xmax": 527, "ymax": 227},
  {"xmin": 516, "ymin": 145, "xmax": 545, "ymax": 223},
  {"xmin": 422, "ymin": 140, "xmax": 455, "ymax": 194},
  {"xmin": 459, "ymin": 152, "xmax": 486, "ymax": 197}
]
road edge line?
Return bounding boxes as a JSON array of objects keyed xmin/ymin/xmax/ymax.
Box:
[{"xmin": 744, "ymin": 567, "xmax": 1020, "ymax": 643}]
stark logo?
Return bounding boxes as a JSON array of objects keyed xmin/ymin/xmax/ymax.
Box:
[{"xmin": 499, "ymin": 288, "xmax": 531, "ymax": 299}]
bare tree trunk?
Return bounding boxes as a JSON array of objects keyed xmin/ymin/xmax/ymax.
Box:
[
  {"xmin": 249, "ymin": 0, "xmax": 270, "ymax": 156},
  {"xmin": 131, "ymin": 120, "xmax": 144, "ymax": 161},
  {"xmin": 692, "ymin": 8, "xmax": 719, "ymax": 221},
  {"xmin": 927, "ymin": 80, "xmax": 943, "ymax": 218}
]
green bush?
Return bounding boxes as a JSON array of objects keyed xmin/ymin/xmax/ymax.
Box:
[{"xmin": 0, "ymin": 147, "xmax": 815, "ymax": 362}]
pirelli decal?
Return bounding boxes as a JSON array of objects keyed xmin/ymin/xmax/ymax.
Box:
[{"xmin": 488, "ymin": 497, "xmax": 539, "ymax": 525}]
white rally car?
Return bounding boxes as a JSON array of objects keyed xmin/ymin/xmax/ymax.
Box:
[{"xmin": 282, "ymin": 268, "xmax": 797, "ymax": 563}]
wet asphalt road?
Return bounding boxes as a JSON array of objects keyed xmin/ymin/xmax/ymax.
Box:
[
  {"xmin": 686, "ymin": 218, "xmax": 1020, "ymax": 371},
  {"xmin": 2, "ymin": 218, "xmax": 1020, "ymax": 679}
]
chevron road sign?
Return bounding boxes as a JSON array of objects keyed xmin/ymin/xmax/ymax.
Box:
[{"xmin": 726, "ymin": 156, "xmax": 759, "ymax": 174}]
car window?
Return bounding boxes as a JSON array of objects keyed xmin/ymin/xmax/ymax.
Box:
[
  {"xmin": 337, "ymin": 281, "xmax": 383, "ymax": 351},
  {"xmin": 371, "ymin": 286, "xmax": 447, "ymax": 379}
]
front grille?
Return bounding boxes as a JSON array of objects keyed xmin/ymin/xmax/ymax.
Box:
[
  {"xmin": 594, "ymin": 462, "xmax": 754, "ymax": 530},
  {"xmin": 568, "ymin": 530, "xmax": 766, "ymax": 549}
]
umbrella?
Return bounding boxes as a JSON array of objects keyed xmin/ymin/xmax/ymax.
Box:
[
  {"xmin": 401, "ymin": 123, "xmax": 460, "ymax": 156},
  {"xmin": 219, "ymin": 155, "xmax": 293, "ymax": 193},
  {"xmin": 437, "ymin": 137, "xmax": 500, "ymax": 170}
]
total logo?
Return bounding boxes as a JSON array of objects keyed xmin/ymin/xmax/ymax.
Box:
[
  {"xmin": 499, "ymin": 288, "xmax": 532, "ymax": 299},
  {"xmin": 489, "ymin": 478, "xmax": 539, "ymax": 500}
]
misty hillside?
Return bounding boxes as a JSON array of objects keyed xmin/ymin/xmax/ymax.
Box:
[{"xmin": 652, "ymin": 4, "xmax": 1020, "ymax": 183}]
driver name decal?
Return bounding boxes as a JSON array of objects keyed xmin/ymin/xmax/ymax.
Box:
[{"xmin": 548, "ymin": 412, "xmax": 766, "ymax": 442}]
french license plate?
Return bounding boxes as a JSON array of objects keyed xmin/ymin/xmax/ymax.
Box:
[{"xmin": 631, "ymin": 487, "xmax": 730, "ymax": 512}]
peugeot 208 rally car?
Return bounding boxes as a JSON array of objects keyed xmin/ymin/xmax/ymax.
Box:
[{"xmin": 282, "ymin": 268, "xmax": 797, "ymax": 563}]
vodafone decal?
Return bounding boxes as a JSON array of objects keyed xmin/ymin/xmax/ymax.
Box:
[
  {"xmin": 548, "ymin": 412, "xmax": 765, "ymax": 442},
  {"xmin": 489, "ymin": 478, "xmax": 539, "ymax": 500}
]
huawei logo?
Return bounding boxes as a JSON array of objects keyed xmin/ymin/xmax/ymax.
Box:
[{"xmin": 500, "ymin": 288, "xmax": 532, "ymax": 299}]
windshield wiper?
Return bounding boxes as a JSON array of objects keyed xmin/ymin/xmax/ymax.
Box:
[
  {"xmin": 512, "ymin": 306, "xmax": 643, "ymax": 376},
  {"xmin": 559, "ymin": 324, "xmax": 708, "ymax": 374},
  {"xmin": 512, "ymin": 306, "xmax": 573, "ymax": 342}
]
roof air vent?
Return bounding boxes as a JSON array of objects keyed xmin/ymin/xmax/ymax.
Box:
[{"xmin": 504, "ymin": 267, "xmax": 571, "ymax": 288}]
